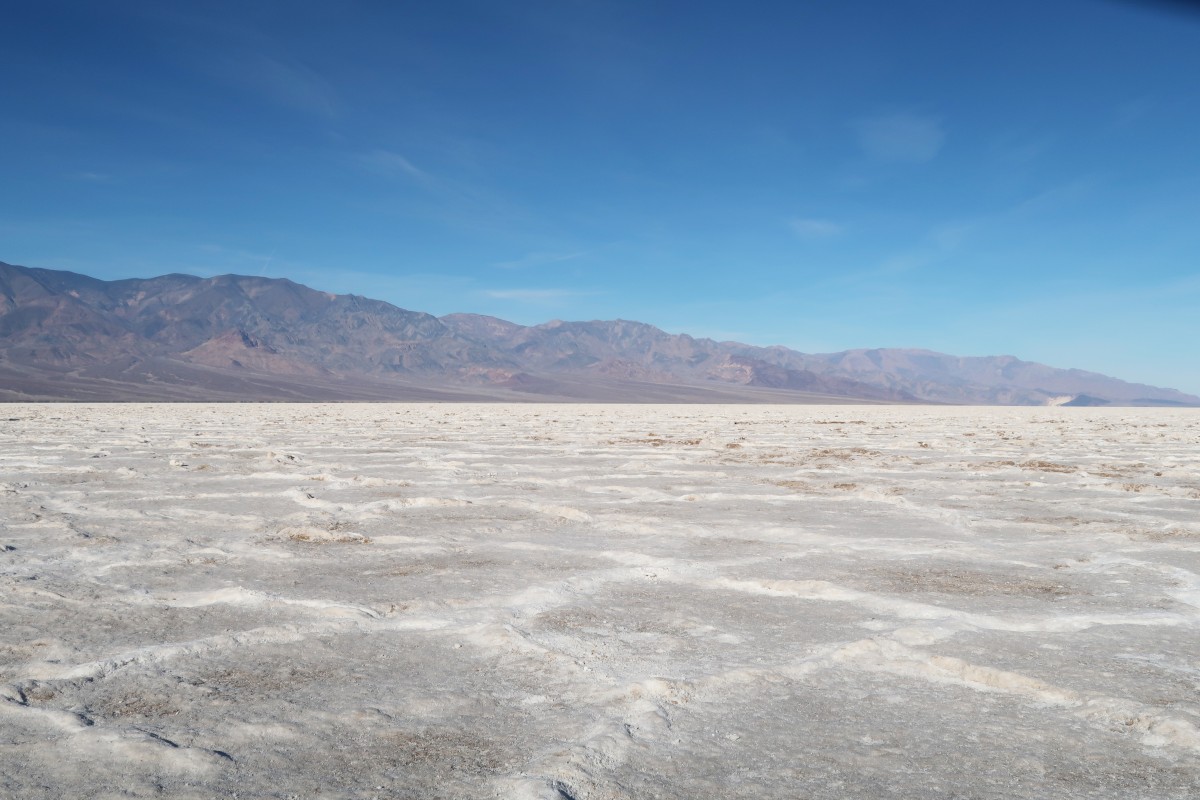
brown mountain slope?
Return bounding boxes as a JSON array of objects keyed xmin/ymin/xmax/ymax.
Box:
[{"xmin": 2, "ymin": 261, "xmax": 1196, "ymax": 405}]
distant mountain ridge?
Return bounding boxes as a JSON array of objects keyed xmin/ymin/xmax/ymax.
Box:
[{"xmin": 1, "ymin": 260, "xmax": 1196, "ymax": 405}]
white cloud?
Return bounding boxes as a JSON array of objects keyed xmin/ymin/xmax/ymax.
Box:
[
  {"xmin": 855, "ymin": 113, "xmax": 945, "ymax": 163},
  {"xmin": 789, "ymin": 218, "xmax": 844, "ymax": 239}
]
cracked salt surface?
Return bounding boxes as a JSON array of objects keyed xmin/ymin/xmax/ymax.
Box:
[{"xmin": 1, "ymin": 403, "xmax": 1198, "ymax": 799}]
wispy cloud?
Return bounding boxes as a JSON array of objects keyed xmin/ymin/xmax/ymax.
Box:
[
  {"xmin": 990, "ymin": 134, "xmax": 1053, "ymax": 167},
  {"xmin": 193, "ymin": 243, "xmax": 287, "ymax": 278},
  {"xmin": 217, "ymin": 52, "xmax": 337, "ymax": 117},
  {"xmin": 350, "ymin": 151, "xmax": 551, "ymax": 241},
  {"xmin": 873, "ymin": 220, "xmax": 976, "ymax": 277},
  {"xmin": 357, "ymin": 149, "xmax": 432, "ymax": 182},
  {"xmin": 493, "ymin": 250, "xmax": 588, "ymax": 269},
  {"xmin": 854, "ymin": 112, "xmax": 945, "ymax": 163},
  {"xmin": 1113, "ymin": 96, "xmax": 1155, "ymax": 128},
  {"xmin": 484, "ymin": 288, "xmax": 591, "ymax": 303},
  {"xmin": 139, "ymin": 5, "xmax": 337, "ymax": 118},
  {"xmin": 789, "ymin": 218, "xmax": 844, "ymax": 239},
  {"xmin": 850, "ymin": 177, "xmax": 1097, "ymax": 283},
  {"xmin": 69, "ymin": 171, "xmax": 113, "ymax": 182},
  {"xmin": 1010, "ymin": 177, "xmax": 1099, "ymax": 216},
  {"xmin": 927, "ymin": 222, "xmax": 974, "ymax": 252}
]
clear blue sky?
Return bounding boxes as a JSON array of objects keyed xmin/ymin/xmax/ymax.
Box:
[{"xmin": 3, "ymin": 0, "xmax": 1199, "ymax": 393}]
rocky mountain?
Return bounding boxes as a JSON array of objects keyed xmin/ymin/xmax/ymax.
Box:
[{"xmin": 2, "ymin": 260, "xmax": 1196, "ymax": 405}]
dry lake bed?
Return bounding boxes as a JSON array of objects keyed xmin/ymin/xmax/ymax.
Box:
[{"xmin": 2, "ymin": 403, "xmax": 1199, "ymax": 799}]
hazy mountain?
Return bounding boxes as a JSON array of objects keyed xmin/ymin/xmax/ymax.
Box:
[{"xmin": 2, "ymin": 261, "xmax": 1196, "ymax": 405}]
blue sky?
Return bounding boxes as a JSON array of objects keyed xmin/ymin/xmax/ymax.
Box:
[{"xmin": 3, "ymin": 0, "xmax": 1199, "ymax": 393}]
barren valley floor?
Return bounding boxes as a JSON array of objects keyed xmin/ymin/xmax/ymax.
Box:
[{"xmin": 2, "ymin": 404, "xmax": 1199, "ymax": 799}]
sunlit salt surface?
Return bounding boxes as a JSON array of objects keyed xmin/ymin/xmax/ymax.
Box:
[{"xmin": 2, "ymin": 403, "xmax": 1198, "ymax": 799}]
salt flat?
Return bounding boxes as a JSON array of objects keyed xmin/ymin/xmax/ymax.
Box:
[{"xmin": 1, "ymin": 404, "xmax": 1198, "ymax": 799}]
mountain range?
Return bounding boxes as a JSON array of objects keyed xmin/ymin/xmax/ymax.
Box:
[{"xmin": 1, "ymin": 260, "xmax": 1196, "ymax": 406}]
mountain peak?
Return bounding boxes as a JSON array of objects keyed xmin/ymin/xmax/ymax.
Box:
[{"xmin": 2, "ymin": 260, "xmax": 1196, "ymax": 405}]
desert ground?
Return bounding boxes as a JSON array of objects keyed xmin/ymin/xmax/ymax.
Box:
[{"xmin": 1, "ymin": 403, "xmax": 1198, "ymax": 799}]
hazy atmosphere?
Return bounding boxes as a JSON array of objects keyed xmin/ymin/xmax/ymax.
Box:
[{"xmin": 3, "ymin": 0, "xmax": 1199, "ymax": 393}]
